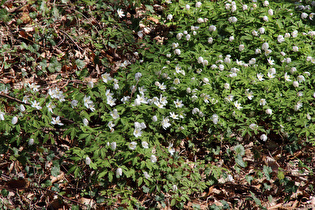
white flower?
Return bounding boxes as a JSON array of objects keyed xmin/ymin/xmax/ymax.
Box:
[
  {"xmin": 292, "ymin": 46, "xmax": 299, "ymax": 52},
  {"xmin": 167, "ymin": 14, "xmax": 173, "ymax": 20},
  {"xmin": 116, "ymin": 168, "xmax": 123, "ymax": 177},
  {"xmin": 150, "ymin": 155, "xmax": 157, "ymax": 163},
  {"xmin": 234, "ymin": 101, "xmax": 242, "ymax": 110},
  {"xmin": 51, "ymin": 116, "xmax": 63, "ymax": 126},
  {"xmin": 260, "ymin": 134, "xmax": 267, "ymax": 141},
  {"xmin": 161, "ymin": 117, "xmax": 171, "ymax": 130},
  {"xmin": 263, "ymin": 16, "xmax": 268, "ymax": 22},
  {"xmin": 239, "ymin": 44, "xmax": 245, "ymax": 51},
  {"xmin": 143, "ymin": 171, "xmax": 150, "ymax": 179},
  {"xmin": 252, "ymin": 30, "xmax": 259, "ymax": 36},
  {"xmin": 172, "ymin": 185, "xmax": 178, "ymax": 191},
  {"xmin": 293, "ymin": 81, "xmax": 299, "ymax": 88},
  {"xmin": 225, "ymin": 95, "xmax": 234, "ymax": 102},
  {"xmin": 197, "ymin": 18, "xmax": 204, "ymax": 23},
  {"xmin": 268, "ymin": 9, "xmax": 273, "ymax": 16},
  {"xmin": 228, "ymin": 16, "xmax": 237, "ymax": 23},
  {"xmin": 83, "ymin": 118, "xmax": 89, "ymax": 126},
  {"xmin": 110, "ymin": 142, "xmax": 116, "ymax": 150},
  {"xmin": 142, "ymin": 141, "xmax": 149, "ymax": 149},
  {"xmin": 267, "ymin": 72, "xmax": 275, "ymax": 79},
  {"xmin": 174, "ymin": 49, "xmax": 181, "ymax": 55},
  {"xmin": 129, "ymin": 142, "xmax": 137, "ymax": 150},
  {"xmin": 152, "ymin": 115, "xmax": 158, "ymax": 122},
  {"xmin": 259, "ymin": 27, "xmax": 265, "ymax": 34},
  {"xmin": 297, "ymin": 75, "xmax": 305, "ymax": 83},
  {"xmin": 31, "ymin": 100, "xmax": 42, "ymax": 110},
  {"xmin": 255, "ymin": 48, "xmax": 261, "ymax": 54},
  {"xmin": 165, "ymin": 0, "xmax": 172, "ymax": 3},
  {"xmin": 257, "ymin": 73, "xmax": 264, "ymax": 81},
  {"xmin": 133, "ymin": 128, "xmax": 142, "ymax": 138},
  {"xmin": 12, "ymin": 116, "xmax": 18, "ymax": 125},
  {"xmin": 266, "ymin": 108, "xmax": 272, "ymax": 115},
  {"xmin": 301, "ymin": 12, "xmax": 308, "ymax": 19},
  {"xmin": 224, "ymin": 83, "xmax": 230, "ymax": 89},
  {"xmin": 28, "ymin": 138, "xmax": 34, "ymax": 146},
  {"xmin": 267, "ymin": 57, "xmax": 275, "ymax": 65},
  {"xmin": 192, "ymin": 108, "xmax": 200, "ymax": 114},
  {"xmin": 212, "ymin": 114, "xmax": 219, "ymax": 124},
  {"xmin": 263, "ymin": 0, "xmax": 269, "ymax": 6},
  {"xmin": 277, "ymin": 35, "xmax": 285, "ymax": 43},
  {"xmin": 186, "ymin": 34, "xmax": 191, "ymax": 40},
  {"xmin": 107, "ymin": 121, "xmax": 115, "ymax": 132},
  {"xmin": 260, "ymin": 99, "xmax": 266, "ymax": 106},
  {"xmin": 209, "ymin": 25, "xmax": 216, "ymax": 32},
  {"xmin": 185, "ymin": 4, "xmax": 190, "ymax": 10},
  {"xmin": 243, "ymin": 4, "xmax": 248, "ymax": 10},
  {"xmin": 169, "ymin": 112, "xmax": 179, "ymax": 120},
  {"xmin": 117, "ymin": 9, "xmax": 125, "ymax": 18},
  {"xmin": 262, "ymin": 42, "xmax": 269, "ymax": 51},
  {"xmin": 229, "ymin": 36, "xmax": 234, "ymax": 42},
  {"xmin": 71, "ymin": 100, "xmax": 78, "ymax": 108},
  {"xmin": 245, "ymin": 89, "xmax": 254, "ymax": 100},
  {"xmin": 135, "ymin": 72, "xmax": 142, "ymax": 81},
  {"xmin": 176, "ymin": 33, "xmax": 183, "ymax": 40},
  {"xmin": 291, "ymin": 30, "xmax": 298, "ymax": 38},
  {"xmin": 110, "ymin": 109, "xmax": 120, "ymax": 119},
  {"xmin": 168, "ymin": 143, "xmax": 175, "ymax": 156},
  {"xmin": 284, "ymin": 73, "xmax": 291, "ymax": 82},
  {"xmin": 249, "ymin": 123, "xmax": 258, "ymax": 130},
  {"xmin": 173, "ymin": 78, "xmax": 180, "ymax": 85},
  {"xmin": 28, "ymin": 83, "xmax": 40, "ymax": 92},
  {"xmin": 195, "ymin": 2, "xmax": 202, "ymax": 8},
  {"xmin": 46, "ymin": 102, "xmax": 55, "ymax": 113},
  {"xmin": 19, "ymin": 104, "xmax": 25, "ymax": 112},
  {"xmin": 85, "ymin": 156, "xmax": 91, "ymax": 165},
  {"xmin": 174, "ymin": 99, "xmax": 184, "ymax": 108}
]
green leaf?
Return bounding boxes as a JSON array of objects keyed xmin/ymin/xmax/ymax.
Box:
[
  {"xmin": 250, "ymin": 191, "xmax": 262, "ymax": 207},
  {"xmin": 138, "ymin": 177, "xmax": 143, "ymax": 186},
  {"xmin": 235, "ymin": 155, "xmax": 246, "ymax": 168},
  {"xmin": 245, "ymin": 175, "xmax": 254, "ymax": 184},
  {"xmin": 171, "ymin": 198, "xmax": 176, "ymax": 206},
  {"xmin": 263, "ymin": 165, "xmax": 272, "ymax": 180},
  {"xmin": 75, "ymin": 59, "xmax": 86, "ymax": 69},
  {"xmin": 108, "ymin": 171, "xmax": 113, "ymax": 182}
]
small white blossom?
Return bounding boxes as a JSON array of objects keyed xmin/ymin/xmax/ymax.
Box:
[
  {"xmin": 195, "ymin": 2, "xmax": 202, "ymax": 8},
  {"xmin": 142, "ymin": 141, "xmax": 149, "ymax": 149},
  {"xmin": 266, "ymin": 108, "xmax": 272, "ymax": 115},
  {"xmin": 111, "ymin": 142, "xmax": 116, "ymax": 150},
  {"xmin": 150, "ymin": 155, "xmax": 157, "ymax": 163},
  {"xmin": 260, "ymin": 99, "xmax": 266, "ymax": 106},
  {"xmin": 117, "ymin": 9, "xmax": 125, "ymax": 18},
  {"xmin": 116, "ymin": 168, "xmax": 123, "ymax": 177},
  {"xmin": 257, "ymin": 73, "xmax": 264, "ymax": 81},
  {"xmin": 12, "ymin": 116, "xmax": 18, "ymax": 125},
  {"xmin": 85, "ymin": 156, "xmax": 91, "ymax": 165},
  {"xmin": 51, "ymin": 116, "xmax": 63, "ymax": 126},
  {"xmin": 234, "ymin": 101, "xmax": 242, "ymax": 110},
  {"xmin": 83, "ymin": 118, "xmax": 89, "ymax": 126},
  {"xmin": 260, "ymin": 134, "xmax": 267, "ymax": 141},
  {"xmin": 129, "ymin": 142, "xmax": 137, "ymax": 150}
]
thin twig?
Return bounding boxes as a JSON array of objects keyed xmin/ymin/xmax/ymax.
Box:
[{"xmin": 59, "ymin": 30, "xmax": 84, "ymax": 52}]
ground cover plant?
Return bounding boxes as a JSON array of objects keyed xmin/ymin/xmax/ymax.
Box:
[{"xmin": 0, "ymin": 0, "xmax": 315, "ymax": 209}]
